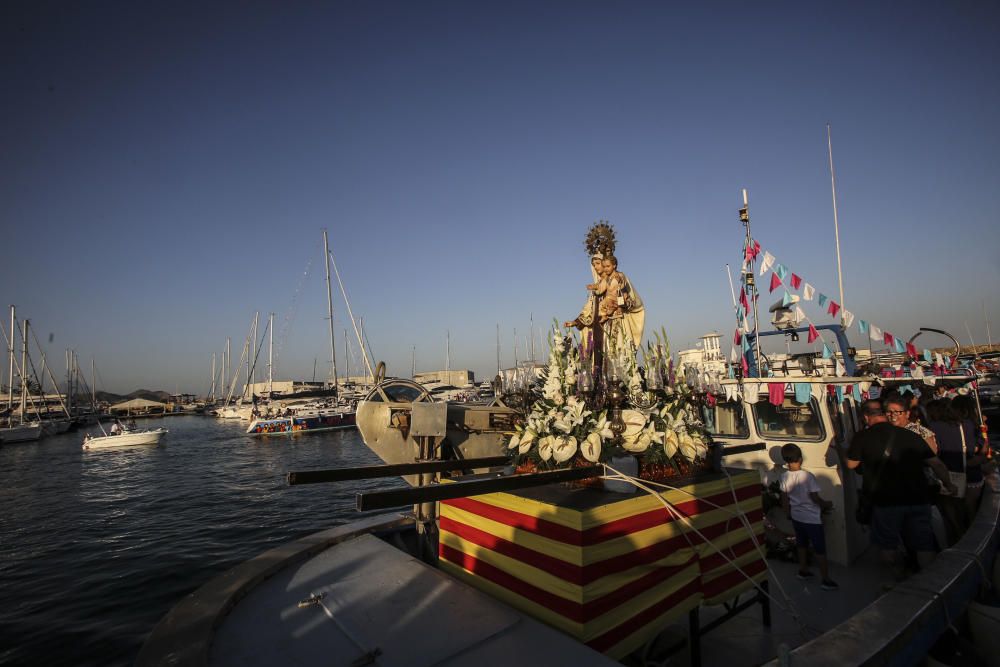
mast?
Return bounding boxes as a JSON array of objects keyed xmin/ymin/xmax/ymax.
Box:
[
  {"xmin": 411, "ymin": 345, "xmax": 415, "ymax": 378},
  {"xmin": 446, "ymin": 330, "xmax": 451, "ymax": 376},
  {"xmin": 345, "ymin": 329, "xmax": 350, "ymax": 383},
  {"xmin": 20, "ymin": 319, "xmax": 29, "ymax": 424},
  {"xmin": 740, "ymin": 188, "xmax": 763, "ymax": 376},
  {"xmin": 496, "ymin": 323, "xmax": 501, "ymax": 378},
  {"xmin": 210, "ymin": 353, "xmax": 216, "ymax": 402},
  {"xmin": 827, "ymin": 124, "xmax": 846, "ymax": 327},
  {"xmin": 529, "ymin": 314, "xmax": 535, "ymax": 362},
  {"xmin": 91, "ymin": 358, "xmax": 96, "ymax": 410},
  {"xmin": 986, "ymin": 301, "xmax": 993, "ymax": 349},
  {"xmin": 7, "ymin": 305, "xmax": 14, "ymax": 424},
  {"xmin": 322, "ymin": 229, "xmax": 339, "ymax": 392},
  {"xmin": 268, "ymin": 312, "xmax": 274, "ymax": 395}
]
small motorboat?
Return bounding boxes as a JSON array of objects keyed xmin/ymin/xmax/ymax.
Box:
[{"xmin": 82, "ymin": 423, "xmax": 168, "ymax": 450}]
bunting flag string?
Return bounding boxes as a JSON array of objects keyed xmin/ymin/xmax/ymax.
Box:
[{"xmin": 750, "ymin": 245, "xmax": 941, "ymax": 361}]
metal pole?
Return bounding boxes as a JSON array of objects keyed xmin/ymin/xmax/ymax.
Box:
[
  {"xmin": 741, "ymin": 189, "xmax": 763, "ymax": 376},
  {"xmin": 20, "ymin": 319, "xmax": 29, "ymax": 424},
  {"xmin": 7, "ymin": 305, "xmax": 14, "ymax": 423},
  {"xmin": 322, "ymin": 229, "xmax": 338, "ymax": 391},
  {"xmin": 268, "ymin": 312, "xmax": 274, "ymax": 395},
  {"xmin": 827, "ymin": 124, "xmax": 846, "ymax": 327}
]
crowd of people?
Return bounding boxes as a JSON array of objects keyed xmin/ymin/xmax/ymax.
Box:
[
  {"xmin": 850, "ymin": 389, "xmax": 987, "ymax": 583},
  {"xmin": 779, "ymin": 387, "xmax": 988, "ymax": 589}
]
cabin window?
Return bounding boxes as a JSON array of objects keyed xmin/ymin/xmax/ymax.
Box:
[
  {"xmin": 752, "ymin": 397, "xmax": 824, "ymax": 441},
  {"xmin": 704, "ymin": 402, "xmax": 750, "ymax": 438}
]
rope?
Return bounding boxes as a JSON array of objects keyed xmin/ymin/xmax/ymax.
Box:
[{"xmin": 601, "ymin": 463, "xmax": 807, "ymax": 628}]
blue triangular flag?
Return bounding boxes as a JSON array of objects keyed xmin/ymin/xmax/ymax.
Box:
[
  {"xmin": 858, "ymin": 320, "xmax": 869, "ymax": 335},
  {"xmin": 742, "ymin": 337, "xmax": 751, "ymax": 353},
  {"xmin": 853, "ymin": 384, "xmax": 862, "ymax": 402},
  {"xmin": 818, "ymin": 294, "xmax": 828, "ymax": 307},
  {"xmin": 728, "ymin": 365, "xmax": 735, "ymax": 379},
  {"xmin": 775, "ymin": 264, "xmax": 789, "ymax": 280},
  {"xmin": 894, "ymin": 338, "xmax": 905, "ymax": 354},
  {"xmin": 835, "ymin": 386, "xmax": 844, "ymax": 403},
  {"xmin": 781, "ymin": 290, "xmax": 793, "ymax": 307},
  {"xmin": 822, "ymin": 343, "xmax": 833, "ymax": 359},
  {"xmin": 923, "ymin": 349, "xmax": 932, "ymax": 363},
  {"xmin": 898, "ymin": 384, "xmax": 913, "ymax": 395}
]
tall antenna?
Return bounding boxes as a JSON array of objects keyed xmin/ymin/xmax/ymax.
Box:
[{"xmin": 827, "ymin": 124, "xmax": 846, "ymax": 327}]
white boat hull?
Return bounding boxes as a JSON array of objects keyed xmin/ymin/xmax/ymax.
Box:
[
  {"xmin": 0, "ymin": 423, "xmax": 43, "ymax": 442},
  {"xmin": 82, "ymin": 428, "xmax": 167, "ymax": 450}
]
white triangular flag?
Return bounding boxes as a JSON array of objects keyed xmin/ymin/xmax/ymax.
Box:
[
  {"xmin": 803, "ymin": 283, "xmax": 815, "ymax": 300},
  {"xmin": 842, "ymin": 310, "xmax": 854, "ymax": 328},
  {"xmin": 759, "ymin": 251, "xmax": 775, "ymax": 276},
  {"xmin": 912, "ymin": 364, "xmax": 925, "ymax": 379},
  {"xmin": 731, "ymin": 346, "xmax": 739, "ymax": 362},
  {"xmin": 935, "ymin": 352, "xmax": 944, "ymax": 367},
  {"xmin": 794, "ymin": 305, "xmax": 806, "ymax": 321},
  {"xmin": 835, "ymin": 360, "xmax": 846, "ymax": 377},
  {"xmin": 870, "ymin": 325, "xmax": 882, "ymax": 342}
]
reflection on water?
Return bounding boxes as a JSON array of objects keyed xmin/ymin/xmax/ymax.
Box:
[{"xmin": 0, "ymin": 416, "xmax": 399, "ymax": 666}]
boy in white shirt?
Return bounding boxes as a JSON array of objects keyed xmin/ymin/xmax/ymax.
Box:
[{"xmin": 780, "ymin": 443, "xmax": 838, "ymax": 590}]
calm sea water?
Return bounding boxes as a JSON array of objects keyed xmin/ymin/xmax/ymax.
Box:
[{"xmin": 0, "ymin": 416, "xmax": 401, "ymax": 666}]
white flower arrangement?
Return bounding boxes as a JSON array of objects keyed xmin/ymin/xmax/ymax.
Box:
[{"xmin": 508, "ymin": 323, "xmax": 711, "ymax": 476}]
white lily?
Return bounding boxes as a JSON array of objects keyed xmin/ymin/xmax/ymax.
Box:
[
  {"xmin": 563, "ymin": 396, "xmax": 591, "ymax": 429},
  {"xmin": 552, "ymin": 435, "xmax": 578, "ymax": 463},
  {"xmin": 592, "ymin": 413, "xmax": 614, "ymax": 441},
  {"xmin": 582, "ymin": 432, "xmax": 602, "ymax": 462}
]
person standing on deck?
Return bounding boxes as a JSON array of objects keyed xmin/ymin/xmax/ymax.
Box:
[{"xmin": 847, "ymin": 398, "xmax": 954, "ymax": 584}]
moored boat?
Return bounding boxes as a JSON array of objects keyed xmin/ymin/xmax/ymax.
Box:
[{"xmin": 246, "ymin": 407, "xmax": 356, "ymax": 436}]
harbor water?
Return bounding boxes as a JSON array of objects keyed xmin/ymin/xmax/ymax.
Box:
[{"xmin": 0, "ymin": 416, "xmax": 401, "ymax": 666}]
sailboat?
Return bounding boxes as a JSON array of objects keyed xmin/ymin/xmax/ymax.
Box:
[
  {"xmin": 246, "ymin": 230, "xmax": 361, "ymax": 437},
  {"xmin": 1, "ymin": 307, "xmax": 41, "ymax": 443}
]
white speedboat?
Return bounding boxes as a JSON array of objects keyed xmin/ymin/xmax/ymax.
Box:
[{"xmin": 82, "ymin": 427, "xmax": 167, "ymax": 450}]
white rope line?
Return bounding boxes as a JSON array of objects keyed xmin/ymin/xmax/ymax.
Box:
[{"xmin": 601, "ymin": 464, "xmax": 804, "ymax": 625}]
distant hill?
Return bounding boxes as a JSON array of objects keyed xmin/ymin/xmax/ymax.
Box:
[{"xmin": 94, "ymin": 389, "xmax": 174, "ymax": 404}]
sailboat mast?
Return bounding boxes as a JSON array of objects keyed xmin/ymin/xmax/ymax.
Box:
[
  {"xmin": 827, "ymin": 124, "xmax": 846, "ymax": 327},
  {"xmin": 7, "ymin": 305, "xmax": 14, "ymax": 423},
  {"xmin": 20, "ymin": 319, "xmax": 29, "ymax": 424},
  {"xmin": 268, "ymin": 312, "xmax": 274, "ymax": 395},
  {"xmin": 322, "ymin": 229, "xmax": 339, "ymax": 392},
  {"xmin": 210, "ymin": 353, "xmax": 216, "ymax": 402},
  {"xmin": 446, "ymin": 330, "xmax": 450, "ymax": 375},
  {"xmin": 741, "ymin": 189, "xmax": 763, "ymax": 376},
  {"xmin": 496, "ymin": 323, "xmax": 501, "ymax": 377}
]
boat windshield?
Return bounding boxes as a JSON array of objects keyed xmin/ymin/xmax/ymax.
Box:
[
  {"xmin": 368, "ymin": 382, "xmax": 427, "ymax": 403},
  {"xmin": 703, "ymin": 401, "xmax": 749, "ymax": 438},
  {"xmin": 753, "ymin": 398, "xmax": 824, "ymax": 441}
]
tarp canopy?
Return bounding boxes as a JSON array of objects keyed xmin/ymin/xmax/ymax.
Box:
[{"xmin": 110, "ymin": 397, "xmax": 166, "ymax": 410}]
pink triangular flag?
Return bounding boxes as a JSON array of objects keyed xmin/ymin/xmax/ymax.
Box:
[
  {"xmin": 790, "ymin": 273, "xmax": 802, "ymax": 290},
  {"xmin": 884, "ymin": 331, "xmax": 894, "ymax": 346},
  {"xmin": 827, "ymin": 300, "xmax": 840, "ymax": 318},
  {"xmin": 906, "ymin": 342, "xmax": 918, "ymax": 358},
  {"xmin": 769, "ymin": 272, "xmax": 782, "ymax": 293},
  {"xmin": 807, "ymin": 324, "xmax": 819, "ymax": 344}
]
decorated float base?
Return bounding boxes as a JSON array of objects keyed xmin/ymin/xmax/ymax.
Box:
[{"xmin": 438, "ymin": 468, "xmax": 766, "ymax": 659}]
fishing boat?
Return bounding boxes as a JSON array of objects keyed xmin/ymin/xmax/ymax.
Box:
[
  {"xmin": 82, "ymin": 424, "xmax": 168, "ymax": 449},
  {"xmin": 141, "ymin": 218, "xmax": 1000, "ymax": 666}
]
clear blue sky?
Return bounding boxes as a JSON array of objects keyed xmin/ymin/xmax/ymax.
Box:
[{"xmin": 2, "ymin": 1, "xmax": 998, "ymax": 394}]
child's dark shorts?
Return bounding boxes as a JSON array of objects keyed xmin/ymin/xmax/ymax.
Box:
[{"xmin": 791, "ymin": 519, "xmax": 826, "ymax": 555}]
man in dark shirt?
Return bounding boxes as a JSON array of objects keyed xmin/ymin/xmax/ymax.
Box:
[{"xmin": 847, "ymin": 398, "xmax": 953, "ymax": 581}]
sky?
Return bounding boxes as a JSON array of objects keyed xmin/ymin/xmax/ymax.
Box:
[{"xmin": 1, "ymin": 1, "xmax": 998, "ymax": 395}]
